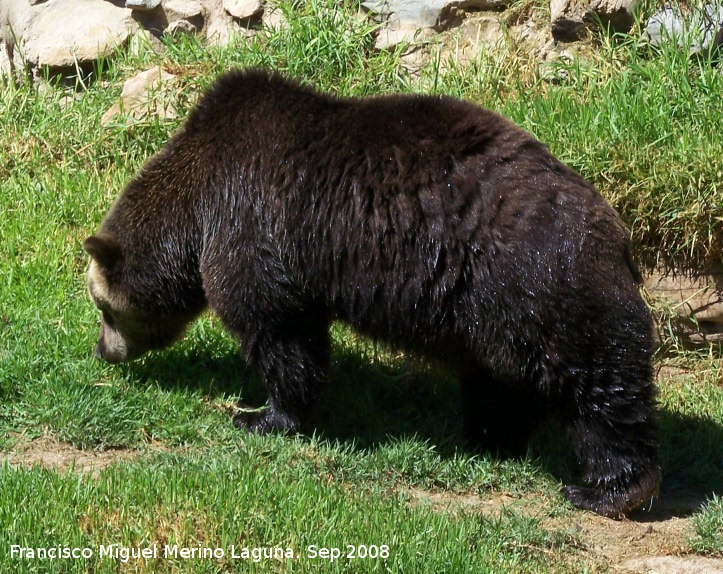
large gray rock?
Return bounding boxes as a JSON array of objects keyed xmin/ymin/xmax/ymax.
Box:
[
  {"xmin": 1, "ymin": 0, "xmax": 138, "ymax": 70},
  {"xmin": 0, "ymin": 0, "xmax": 252, "ymax": 78},
  {"xmin": 645, "ymin": 3, "xmax": 723, "ymax": 55},
  {"xmin": 363, "ymin": 0, "xmax": 510, "ymax": 48}
]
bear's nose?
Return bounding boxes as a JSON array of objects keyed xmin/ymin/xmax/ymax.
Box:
[{"xmin": 94, "ymin": 344, "xmax": 104, "ymax": 360}]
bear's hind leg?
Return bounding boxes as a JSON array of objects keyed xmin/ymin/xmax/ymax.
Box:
[
  {"xmin": 234, "ymin": 313, "xmax": 331, "ymax": 435},
  {"xmin": 461, "ymin": 369, "xmax": 543, "ymax": 458}
]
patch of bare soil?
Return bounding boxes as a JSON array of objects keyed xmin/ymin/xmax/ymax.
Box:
[
  {"xmin": 408, "ymin": 487, "xmax": 527, "ymax": 517},
  {"xmin": 563, "ymin": 498, "xmax": 717, "ymax": 574},
  {"xmin": 0, "ymin": 436, "xmax": 138, "ymax": 476},
  {"xmin": 408, "ymin": 487, "xmax": 723, "ymax": 573}
]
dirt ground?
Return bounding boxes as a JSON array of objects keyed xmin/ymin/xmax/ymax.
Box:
[
  {"xmin": 1, "ymin": 436, "xmax": 138, "ymax": 476},
  {"xmin": 550, "ymin": 499, "xmax": 723, "ymax": 573}
]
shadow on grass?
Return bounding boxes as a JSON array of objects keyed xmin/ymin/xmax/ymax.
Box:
[
  {"xmin": 124, "ymin": 341, "xmax": 723, "ymax": 520},
  {"xmin": 646, "ymin": 410, "xmax": 723, "ymax": 520},
  {"xmin": 120, "ymin": 344, "xmax": 259, "ymax": 401}
]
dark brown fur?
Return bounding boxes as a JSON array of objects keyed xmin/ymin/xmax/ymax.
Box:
[{"xmin": 85, "ymin": 69, "xmax": 660, "ymax": 517}]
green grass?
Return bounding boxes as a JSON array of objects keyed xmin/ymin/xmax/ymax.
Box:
[
  {"xmin": 1, "ymin": 0, "xmax": 722, "ymax": 571},
  {"xmin": 692, "ymin": 495, "xmax": 723, "ymax": 556},
  {"xmin": 0, "ymin": 446, "xmax": 587, "ymax": 573}
]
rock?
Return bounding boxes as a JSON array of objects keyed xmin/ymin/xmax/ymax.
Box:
[
  {"xmin": 131, "ymin": 0, "xmax": 206, "ymax": 40},
  {"xmin": 163, "ymin": 0, "xmax": 204, "ymax": 21},
  {"xmin": 13, "ymin": 0, "xmax": 138, "ymax": 69},
  {"xmin": 646, "ymin": 266, "xmax": 723, "ymax": 345},
  {"xmin": 513, "ymin": 20, "xmax": 557, "ymax": 59},
  {"xmin": 167, "ymin": 18, "xmax": 199, "ymax": 36},
  {"xmin": 399, "ymin": 8, "xmax": 558, "ymax": 74},
  {"xmin": 126, "ymin": 0, "xmax": 162, "ymax": 10},
  {"xmin": 0, "ymin": 0, "xmax": 249, "ymax": 74},
  {"xmin": 646, "ymin": 267, "xmax": 723, "ymax": 323},
  {"xmin": 551, "ymin": 0, "xmax": 637, "ymax": 42},
  {"xmin": 363, "ymin": 0, "xmax": 510, "ymax": 49},
  {"xmin": 201, "ymin": 0, "xmax": 244, "ymax": 46},
  {"xmin": 0, "ymin": 36, "xmax": 11, "ymax": 81},
  {"xmin": 591, "ymin": 0, "xmax": 637, "ymax": 31},
  {"xmin": 1, "ymin": 0, "xmax": 33, "ymax": 80},
  {"xmin": 375, "ymin": 25, "xmax": 433, "ymax": 50},
  {"xmin": 223, "ymin": 0, "xmax": 262, "ymax": 21},
  {"xmin": 645, "ymin": 4, "xmax": 723, "ymax": 55},
  {"xmin": 101, "ymin": 67, "xmax": 178, "ymax": 126},
  {"xmin": 364, "ymin": 0, "xmax": 510, "ymax": 29},
  {"xmin": 58, "ymin": 92, "xmax": 83, "ymax": 110},
  {"xmin": 159, "ymin": 0, "xmax": 205, "ymax": 37},
  {"xmin": 262, "ymin": 5, "xmax": 287, "ymax": 31},
  {"xmin": 536, "ymin": 39, "xmax": 577, "ymax": 82},
  {"xmin": 460, "ymin": 14, "xmax": 505, "ymax": 48}
]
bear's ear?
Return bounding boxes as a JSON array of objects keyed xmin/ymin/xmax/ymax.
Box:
[{"xmin": 83, "ymin": 232, "xmax": 123, "ymax": 271}]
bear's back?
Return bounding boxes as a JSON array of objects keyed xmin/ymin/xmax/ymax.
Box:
[
  {"xmin": 182, "ymin": 69, "xmax": 524, "ymax": 175},
  {"xmin": 182, "ymin": 71, "xmax": 627, "ymax": 329}
]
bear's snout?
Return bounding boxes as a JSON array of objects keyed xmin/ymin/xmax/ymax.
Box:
[
  {"xmin": 93, "ymin": 325, "xmax": 133, "ymax": 363},
  {"xmin": 94, "ymin": 340, "xmax": 124, "ymax": 364}
]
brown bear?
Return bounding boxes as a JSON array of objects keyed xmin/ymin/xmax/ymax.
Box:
[{"xmin": 84, "ymin": 68, "xmax": 660, "ymax": 517}]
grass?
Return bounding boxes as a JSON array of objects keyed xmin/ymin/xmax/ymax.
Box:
[
  {"xmin": 0, "ymin": 0, "xmax": 722, "ymax": 571},
  {"xmin": 0, "ymin": 446, "xmax": 586, "ymax": 573},
  {"xmin": 692, "ymin": 495, "xmax": 723, "ymax": 556}
]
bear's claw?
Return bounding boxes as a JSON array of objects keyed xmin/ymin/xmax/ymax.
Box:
[
  {"xmin": 233, "ymin": 403, "xmax": 300, "ymax": 435},
  {"xmin": 562, "ymin": 466, "xmax": 661, "ymax": 518}
]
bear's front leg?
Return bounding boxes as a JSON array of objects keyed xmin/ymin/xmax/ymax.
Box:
[
  {"xmin": 233, "ymin": 315, "xmax": 331, "ymax": 436},
  {"xmin": 561, "ymin": 370, "xmax": 661, "ymax": 518}
]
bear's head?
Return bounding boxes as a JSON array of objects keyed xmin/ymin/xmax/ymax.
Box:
[{"xmin": 83, "ymin": 232, "xmax": 191, "ymax": 363}]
